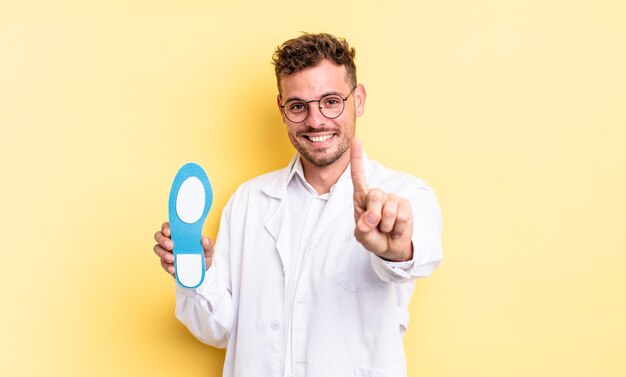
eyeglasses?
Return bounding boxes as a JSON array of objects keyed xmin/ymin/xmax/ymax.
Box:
[{"xmin": 280, "ymin": 86, "xmax": 357, "ymax": 123}]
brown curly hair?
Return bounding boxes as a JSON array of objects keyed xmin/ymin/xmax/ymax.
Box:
[{"xmin": 272, "ymin": 33, "xmax": 357, "ymax": 94}]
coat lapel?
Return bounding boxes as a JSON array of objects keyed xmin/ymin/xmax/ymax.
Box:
[
  {"xmin": 309, "ymin": 153, "xmax": 374, "ymax": 250},
  {"xmin": 309, "ymin": 173, "xmax": 353, "ymax": 250},
  {"xmin": 261, "ymin": 153, "xmax": 374, "ymax": 266},
  {"xmin": 261, "ymin": 155, "xmax": 299, "ymax": 272}
]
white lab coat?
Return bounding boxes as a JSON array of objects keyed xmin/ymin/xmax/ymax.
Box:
[{"xmin": 175, "ymin": 154, "xmax": 443, "ymax": 377}]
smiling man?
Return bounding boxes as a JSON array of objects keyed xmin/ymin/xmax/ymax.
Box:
[{"xmin": 153, "ymin": 33, "xmax": 443, "ymax": 377}]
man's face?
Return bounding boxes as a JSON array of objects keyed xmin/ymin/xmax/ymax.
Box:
[{"xmin": 278, "ymin": 59, "xmax": 365, "ymax": 168}]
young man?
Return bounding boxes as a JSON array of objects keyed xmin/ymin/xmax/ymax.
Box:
[{"xmin": 153, "ymin": 33, "xmax": 443, "ymax": 377}]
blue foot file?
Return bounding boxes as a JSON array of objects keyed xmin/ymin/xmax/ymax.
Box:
[{"xmin": 168, "ymin": 162, "xmax": 213, "ymax": 288}]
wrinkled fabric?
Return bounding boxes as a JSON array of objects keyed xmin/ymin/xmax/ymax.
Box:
[{"xmin": 175, "ymin": 154, "xmax": 443, "ymax": 377}]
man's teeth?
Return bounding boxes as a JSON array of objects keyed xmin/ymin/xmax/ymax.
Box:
[{"xmin": 309, "ymin": 134, "xmax": 333, "ymax": 142}]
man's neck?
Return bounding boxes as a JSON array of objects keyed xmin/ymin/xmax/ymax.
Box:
[{"xmin": 300, "ymin": 152, "xmax": 351, "ymax": 195}]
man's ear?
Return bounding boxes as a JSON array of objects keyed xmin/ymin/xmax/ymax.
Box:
[
  {"xmin": 355, "ymin": 84, "xmax": 367, "ymax": 117},
  {"xmin": 277, "ymin": 94, "xmax": 286, "ymax": 122}
]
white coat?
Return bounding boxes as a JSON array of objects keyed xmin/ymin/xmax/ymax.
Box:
[{"xmin": 175, "ymin": 154, "xmax": 443, "ymax": 377}]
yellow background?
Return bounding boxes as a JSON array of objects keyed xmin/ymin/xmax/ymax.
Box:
[{"xmin": 1, "ymin": 0, "xmax": 624, "ymax": 376}]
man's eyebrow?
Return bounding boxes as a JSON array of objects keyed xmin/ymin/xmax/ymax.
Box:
[
  {"xmin": 283, "ymin": 90, "xmax": 346, "ymax": 103},
  {"xmin": 283, "ymin": 95, "xmax": 306, "ymax": 103}
]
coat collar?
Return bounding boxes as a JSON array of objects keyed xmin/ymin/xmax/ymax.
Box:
[
  {"xmin": 260, "ymin": 151, "xmax": 373, "ymax": 199},
  {"xmin": 262, "ymin": 150, "xmax": 375, "ymax": 271},
  {"xmin": 260, "ymin": 154, "xmax": 299, "ymax": 200}
]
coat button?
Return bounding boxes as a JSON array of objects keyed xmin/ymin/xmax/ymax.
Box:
[{"xmin": 271, "ymin": 320, "xmax": 281, "ymax": 331}]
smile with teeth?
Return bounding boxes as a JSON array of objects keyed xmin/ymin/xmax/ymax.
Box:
[{"xmin": 307, "ymin": 134, "xmax": 334, "ymax": 142}]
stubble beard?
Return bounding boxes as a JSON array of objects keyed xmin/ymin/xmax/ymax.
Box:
[{"xmin": 288, "ymin": 128, "xmax": 353, "ymax": 167}]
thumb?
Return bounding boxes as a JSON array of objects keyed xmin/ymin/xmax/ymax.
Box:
[{"xmin": 202, "ymin": 236, "xmax": 215, "ymax": 260}]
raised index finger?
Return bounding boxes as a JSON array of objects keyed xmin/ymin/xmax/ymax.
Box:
[{"xmin": 350, "ymin": 138, "xmax": 368, "ymax": 193}]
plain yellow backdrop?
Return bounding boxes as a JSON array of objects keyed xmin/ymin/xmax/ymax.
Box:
[{"xmin": 1, "ymin": 0, "xmax": 624, "ymax": 376}]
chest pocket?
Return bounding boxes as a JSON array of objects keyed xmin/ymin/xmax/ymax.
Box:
[{"xmin": 337, "ymin": 236, "xmax": 388, "ymax": 292}]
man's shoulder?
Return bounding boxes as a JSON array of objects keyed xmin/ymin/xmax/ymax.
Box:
[
  {"xmin": 228, "ymin": 165, "xmax": 289, "ymax": 201},
  {"xmin": 220, "ymin": 166, "xmax": 289, "ymax": 217},
  {"xmin": 239, "ymin": 167, "xmax": 287, "ymax": 191}
]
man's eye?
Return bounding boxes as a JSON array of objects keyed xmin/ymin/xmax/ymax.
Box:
[
  {"xmin": 288, "ymin": 102, "xmax": 306, "ymax": 112},
  {"xmin": 322, "ymin": 97, "xmax": 341, "ymax": 107}
]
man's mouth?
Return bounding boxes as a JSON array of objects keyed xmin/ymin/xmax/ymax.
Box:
[{"xmin": 305, "ymin": 134, "xmax": 334, "ymax": 143}]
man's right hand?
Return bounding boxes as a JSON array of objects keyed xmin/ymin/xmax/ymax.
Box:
[{"xmin": 153, "ymin": 222, "xmax": 215, "ymax": 277}]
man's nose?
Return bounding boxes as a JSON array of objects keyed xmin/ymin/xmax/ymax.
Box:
[{"xmin": 306, "ymin": 101, "xmax": 326, "ymax": 127}]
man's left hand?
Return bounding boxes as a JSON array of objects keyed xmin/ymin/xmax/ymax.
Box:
[{"xmin": 350, "ymin": 139, "xmax": 414, "ymax": 262}]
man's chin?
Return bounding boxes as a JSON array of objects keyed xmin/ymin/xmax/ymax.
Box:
[{"xmin": 300, "ymin": 148, "xmax": 348, "ymax": 168}]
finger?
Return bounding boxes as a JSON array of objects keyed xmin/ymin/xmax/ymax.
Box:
[
  {"xmin": 390, "ymin": 200, "xmax": 413, "ymax": 239},
  {"xmin": 154, "ymin": 231, "xmax": 173, "ymax": 250},
  {"xmin": 160, "ymin": 258, "xmax": 175, "ymax": 276},
  {"xmin": 202, "ymin": 236, "xmax": 215, "ymax": 262},
  {"xmin": 350, "ymin": 138, "xmax": 368, "ymax": 194},
  {"xmin": 364, "ymin": 189, "xmax": 385, "ymax": 227},
  {"xmin": 153, "ymin": 244, "xmax": 174, "ymax": 263},
  {"xmin": 161, "ymin": 222, "xmax": 170, "ymax": 237},
  {"xmin": 379, "ymin": 196, "xmax": 399, "ymax": 234},
  {"xmin": 202, "ymin": 236, "xmax": 214, "ymax": 253},
  {"xmin": 355, "ymin": 212, "xmax": 385, "ymax": 255}
]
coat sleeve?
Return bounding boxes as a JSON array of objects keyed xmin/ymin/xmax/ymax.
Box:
[
  {"xmin": 174, "ymin": 198, "xmax": 235, "ymax": 349},
  {"xmin": 371, "ymin": 179, "xmax": 443, "ymax": 283}
]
